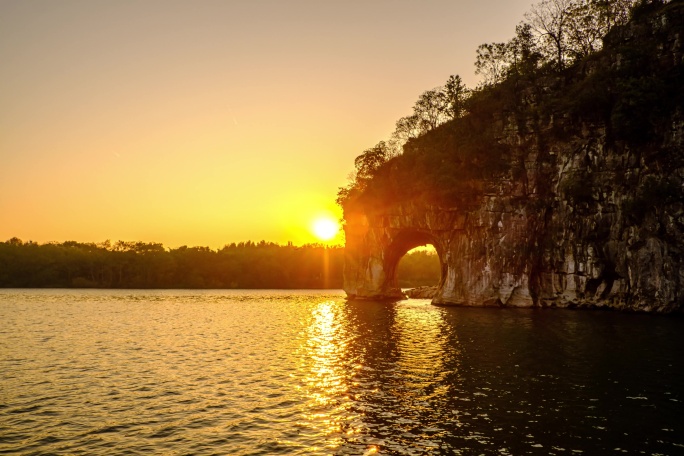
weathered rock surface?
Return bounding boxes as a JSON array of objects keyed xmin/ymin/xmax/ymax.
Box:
[
  {"xmin": 343, "ymin": 3, "xmax": 684, "ymax": 313},
  {"xmin": 405, "ymin": 286, "xmax": 439, "ymax": 299}
]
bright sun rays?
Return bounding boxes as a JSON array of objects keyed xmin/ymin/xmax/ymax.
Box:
[{"xmin": 311, "ymin": 217, "xmax": 340, "ymax": 242}]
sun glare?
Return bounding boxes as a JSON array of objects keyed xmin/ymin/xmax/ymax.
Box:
[{"xmin": 312, "ymin": 217, "xmax": 340, "ymax": 241}]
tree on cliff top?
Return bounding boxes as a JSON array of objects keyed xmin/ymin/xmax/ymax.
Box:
[
  {"xmin": 336, "ymin": 141, "xmax": 391, "ymax": 207},
  {"xmin": 338, "ymin": 73, "xmax": 470, "ymax": 207},
  {"xmin": 337, "ymin": 0, "xmax": 671, "ymax": 214},
  {"xmin": 476, "ymin": 0, "xmax": 637, "ymax": 84}
]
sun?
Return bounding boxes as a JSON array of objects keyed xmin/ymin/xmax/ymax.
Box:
[{"xmin": 311, "ymin": 217, "xmax": 340, "ymax": 241}]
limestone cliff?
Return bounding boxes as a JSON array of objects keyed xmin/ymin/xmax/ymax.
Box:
[{"xmin": 342, "ymin": 1, "xmax": 684, "ymax": 313}]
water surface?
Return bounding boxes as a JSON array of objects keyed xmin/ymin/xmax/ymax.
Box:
[{"xmin": 1, "ymin": 289, "xmax": 682, "ymax": 455}]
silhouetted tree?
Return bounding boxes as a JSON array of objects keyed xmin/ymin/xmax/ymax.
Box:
[
  {"xmin": 475, "ymin": 42, "xmax": 510, "ymax": 86},
  {"xmin": 413, "ymin": 88, "xmax": 450, "ymax": 132},
  {"xmin": 390, "ymin": 115, "xmax": 422, "ymax": 151},
  {"xmin": 526, "ymin": 0, "xmax": 574, "ymax": 70},
  {"xmin": 443, "ymin": 74, "xmax": 470, "ymax": 119}
]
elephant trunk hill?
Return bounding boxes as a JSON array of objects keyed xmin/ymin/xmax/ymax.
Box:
[{"xmin": 342, "ymin": 1, "xmax": 684, "ymax": 313}]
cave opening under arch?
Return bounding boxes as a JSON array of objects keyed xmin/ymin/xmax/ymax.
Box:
[{"xmin": 384, "ymin": 230, "xmax": 445, "ymax": 295}]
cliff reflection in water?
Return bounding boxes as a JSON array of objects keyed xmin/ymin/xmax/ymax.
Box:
[
  {"xmin": 1, "ymin": 290, "xmax": 682, "ymax": 455},
  {"xmin": 346, "ymin": 301, "xmax": 461, "ymax": 450}
]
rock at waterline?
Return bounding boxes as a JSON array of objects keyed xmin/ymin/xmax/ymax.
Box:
[{"xmin": 405, "ymin": 286, "xmax": 438, "ymax": 299}]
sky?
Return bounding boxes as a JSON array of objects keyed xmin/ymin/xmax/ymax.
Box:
[{"xmin": 1, "ymin": 0, "xmax": 533, "ymax": 249}]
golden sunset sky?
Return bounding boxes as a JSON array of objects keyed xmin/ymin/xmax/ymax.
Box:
[{"xmin": 1, "ymin": 0, "xmax": 532, "ymax": 248}]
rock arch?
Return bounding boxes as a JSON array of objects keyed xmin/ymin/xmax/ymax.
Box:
[
  {"xmin": 383, "ymin": 229, "xmax": 445, "ymax": 296},
  {"xmin": 342, "ymin": 204, "xmax": 535, "ymax": 306},
  {"xmin": 343, "ymin": 207, "xmax": 457, "ymax": 302}
]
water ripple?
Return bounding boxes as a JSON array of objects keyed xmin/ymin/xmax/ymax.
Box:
[{"xmin": 1, "ymin": 290, "xmax": 683, "ymax": 454}]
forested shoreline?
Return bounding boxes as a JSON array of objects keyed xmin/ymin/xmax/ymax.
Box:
[{"xmin": 0, "ymin": 238, "xmax": 439, "ymax": 289}]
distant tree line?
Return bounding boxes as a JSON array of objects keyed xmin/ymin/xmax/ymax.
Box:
[{"xmin": 0, "ymin": 238, "xmax": 440, "ymax": 289}]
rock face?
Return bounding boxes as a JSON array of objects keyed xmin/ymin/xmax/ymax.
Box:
[{"xmin": 343, "ymin": 2, "xmax": 684, "ymax": 313}]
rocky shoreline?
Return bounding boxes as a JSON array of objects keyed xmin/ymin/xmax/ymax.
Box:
[{"xmin": 404, "ymin": 286, "xmax": 439, "ymax": 299}]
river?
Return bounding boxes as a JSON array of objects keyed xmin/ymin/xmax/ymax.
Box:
[{"xmin": 1, "ymin": 289, "xmax": 682, "ymax": 455}]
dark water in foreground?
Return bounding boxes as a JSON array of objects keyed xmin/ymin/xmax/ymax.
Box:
[{"xmin": 1, "ymin": 290, "xmax": 683, "ymax": 455}]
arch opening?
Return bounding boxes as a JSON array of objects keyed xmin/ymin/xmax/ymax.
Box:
[
  {"xmin": 383, "ymin": 230, "xmax": 445, "ymax": 297},
  {"xmin": 397, "ymin": 245, "xmax": 441, "ymax": 288}
]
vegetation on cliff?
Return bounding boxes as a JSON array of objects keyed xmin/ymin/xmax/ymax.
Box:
[{"xmin": 337, "ymin": 0, "xmax": 682, "ymax": 215}]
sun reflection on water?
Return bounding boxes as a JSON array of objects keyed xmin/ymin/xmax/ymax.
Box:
[
  {"xmin": 296, "ymin": 300, "xmax": 358, "ymax": 452},
  {"xmin": 294, "ymin": 299, "xmax": 468, "ymax": 453}
]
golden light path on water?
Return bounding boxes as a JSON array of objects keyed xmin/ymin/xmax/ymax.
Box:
[
  {"xmin": 297, "ymin": 301, "xmax": 358, "ymax": 452},
  {"xmin": 296, "ymin": 299, "xmax": 465, "ymax": 454}
]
